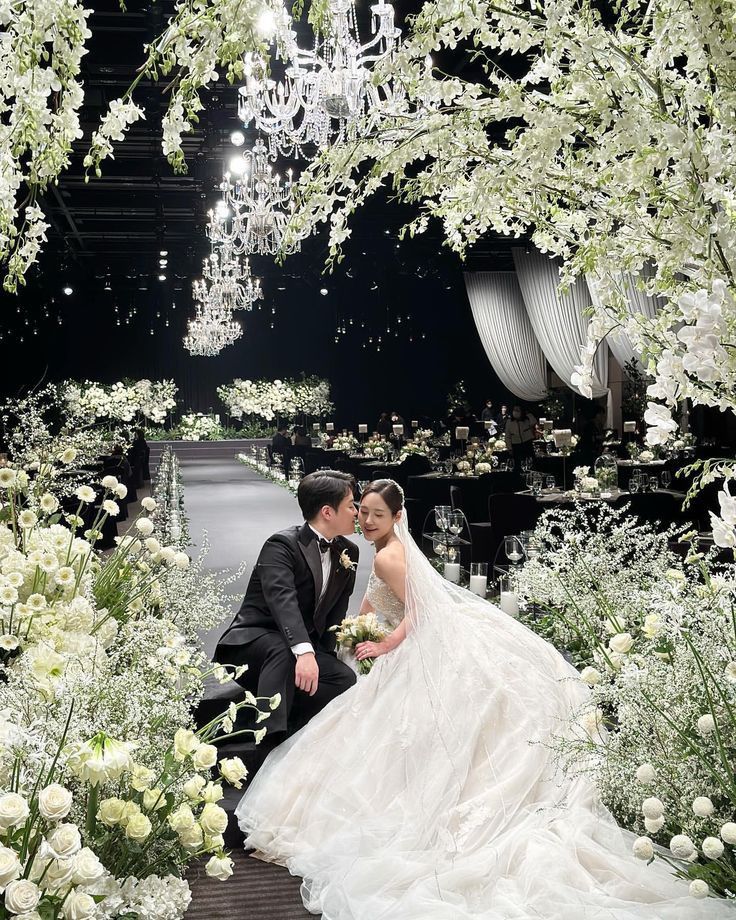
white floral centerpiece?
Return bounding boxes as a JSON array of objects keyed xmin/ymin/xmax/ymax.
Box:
[
  {"xmin": 218, "ymin": 377, "xmax": 334, "ymax": 422},
  {"xmin": 179, "ymin": 413, "xmax": 223, "ymax": 442},
  {"xmin": 365, "ymin": 439, "xmax": 391, "ymax": 460},
  {"xmin": 332, "ymin": 434, "xmax": 360, "ymax": 452}
]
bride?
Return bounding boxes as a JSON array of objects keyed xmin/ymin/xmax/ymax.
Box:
[{"xmin": 236, "ymin": 479, "xmax": 731, "ymax": 919}]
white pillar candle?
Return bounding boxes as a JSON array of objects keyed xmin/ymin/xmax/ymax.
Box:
[
  {"xmin": 444, "ymin": 562, "xmax": 461, "ymax": 583},
  {"xmin": 393, "ymin": 424, "xmax": 404, "ymax": 436},
  {"xmin": 500, "ymin": 590, "xmax": 519, "ymax": 617},
  {"xmin": 411, "ymin": 420, "xmax": 419, "ymax": 428},
  {"xmin": 455, "ymin": 426, "xmax": 470, "ymax": 441},
  {"xmin": 469, "ymin": 575, "xmax": 487, "ymax": 597},
  {"xmin": 326, "ymin": 422, "xmax": 335, "ymax": 432},
  {"xmin": 358, "ymin": 424, "xmax": 368, "ymax": 434},
  {"xmin": 312, "ymin": 423, "xmax": 320, "ymax": 430}
]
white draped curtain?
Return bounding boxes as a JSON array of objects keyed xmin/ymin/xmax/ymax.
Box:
[
  {"xmin": 512, "ymin": 248, "xmax": 611, "ymax": 424},
  {"xmin": 464, "ymin": 272, "xmax": 549, "ymax": 402},
  {"xmin": 586, "ymin": 271, "xmax": 664, "ymax": 370}
]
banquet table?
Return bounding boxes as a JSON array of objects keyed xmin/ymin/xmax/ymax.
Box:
[{"xmin": 521, "ymin": 487, "xmax": 693, "ymax": 527}]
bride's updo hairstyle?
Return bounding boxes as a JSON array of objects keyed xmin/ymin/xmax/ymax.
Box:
[{"xmin": 360, "ymin": 479, "xmax": 403, "ymax": 516}]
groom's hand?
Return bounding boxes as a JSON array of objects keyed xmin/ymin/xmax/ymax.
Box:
[{"xmin": 295, "ymin": 652, "xmax": 319, "ymax": 696}]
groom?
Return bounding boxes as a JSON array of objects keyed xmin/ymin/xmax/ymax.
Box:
[{"xmin": 215, "ymin": 470, "xmax": 359, "ymax": 745}]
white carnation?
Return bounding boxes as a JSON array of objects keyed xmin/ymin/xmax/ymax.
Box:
[
  {"xmin": 702, "ymin": 836, "xmax": 724, "ymax": 860},
  {"xmin": 689, "ymin": 879, "xmax": 709, "ymax": 899},
  {"xmin": 632, "ymin": 836, "xmax": 653, "ymax": 860},
  {"xmin": 642, "ymin": 797, "xmax": 665, "ymax": 820},
  {"xmin": 692, "ymin": 796, "xmax": 714, "ymax": 817},
  {"xmin": 635, "ymin": 763, "xmax": 656, "ymax": 785},
  {"xmin": 669, "ymin": 834, "xmax": 695, "ymax": 859}
]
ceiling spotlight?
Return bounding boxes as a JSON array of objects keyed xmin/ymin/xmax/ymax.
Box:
[
  {"xmin": 62, "ymin": 285, "xmax": 73, "ymax": 296},
  {"xmin": 320, "ymin": 288, "xmax": 328, "ymax": 296},
  {"xmin": 370, "ymin": 282, "xmax": 378, "ymax": 290},
  {"xmin": 159, "ymin": 259, "xmax": 168, "ymax": 267},
  {"xmin": 159, "ymin": 249, "xmax": 168, "ymax": 256},
  {"xmin": 103, "ymin": 280, "xmax": 111, "ymax": 292},
  {"xmin": 230, "ymin": 130, "xmax": 245, "ymax": 147},
  {"xmin": 158, "ymin": 274, "xmax": 167, "ymax": 281}
]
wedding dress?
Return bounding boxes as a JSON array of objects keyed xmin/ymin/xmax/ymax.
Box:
[{"xmin": 236, "ymin": 514, "xmax": 732, "ymax": 919}]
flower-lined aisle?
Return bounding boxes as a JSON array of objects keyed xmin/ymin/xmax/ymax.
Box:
[
  {"xmin": 0, "ymin": 438, "xmax": 278, "ymax": 918},
  {"xmin": 515, "ymin": 503, "xmax": 736, "ymax": 900}
]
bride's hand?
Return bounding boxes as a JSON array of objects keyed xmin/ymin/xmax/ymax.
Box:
[{"xmin": 355, "ymin": 640, "xmax": 389, "ymax": 661}]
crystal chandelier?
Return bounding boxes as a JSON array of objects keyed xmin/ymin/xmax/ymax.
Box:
[
  {"xmin": 183, "ymin": 299, "xmax": 243, "ymax": 356},
  {"xmin": 207, "ymin": 138, "xmax": 300, "ymax": 256},
  {"xmin": 195, "ymin": 242, "xmax": 263, "ymax": 313},
  {"xmin": 237, "ymin": 0, "xmax": 401, "ymax": 159}
]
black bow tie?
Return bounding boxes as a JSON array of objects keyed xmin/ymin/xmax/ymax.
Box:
[{"xmin": 318, "ymin": 537, "xmax": 334, "ymax": 553}]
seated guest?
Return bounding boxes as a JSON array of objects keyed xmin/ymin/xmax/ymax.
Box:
[
  {"xmin": 272, "ymin": 423, "xmax": 292, "ymax": 457},
  {"xmin": 504, "ymin": 404, "xmax": 537, "ymax": 470},
  {"xmin": 293, "ymin": 426, "xmax": 311, "ymax": 447}
]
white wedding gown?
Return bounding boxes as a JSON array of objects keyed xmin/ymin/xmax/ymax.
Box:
[{"xmin": 236, "ymin": 518, "xmax": 732, "ymax": 919}]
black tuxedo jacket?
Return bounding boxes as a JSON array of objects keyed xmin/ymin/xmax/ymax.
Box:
[{"xmin": 215, "ymin": 523, "xmax": 359, "ymax": 657}]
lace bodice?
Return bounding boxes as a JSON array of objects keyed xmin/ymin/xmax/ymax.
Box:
[{"xmin": 366, "ymin": 570, "xmax": 405, "ymax": 628}]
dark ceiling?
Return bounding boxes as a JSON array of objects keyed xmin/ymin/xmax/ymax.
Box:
[{"xmin": 0, "ymin": 0, "xmax": 516, "ymax": 420}]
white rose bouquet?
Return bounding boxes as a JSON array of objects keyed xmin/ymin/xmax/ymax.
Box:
[{"xmin": 330, "ymin": 614, "xmax": 389, "ymax": 675}]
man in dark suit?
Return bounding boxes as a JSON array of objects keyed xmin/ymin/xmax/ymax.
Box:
[
  {"xmin": 270, "ymin": 423, "xmax": 292, "ymax": 463},
  {"xmin": 215, "ymin": 470, "xmax": 359, "ymax": 744}
]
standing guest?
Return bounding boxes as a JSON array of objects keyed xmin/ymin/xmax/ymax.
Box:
[
  {"xmin": 390, "ymin": 410, "xmax": 405, "ymax": 427},
  {"xmin": 130, "ymin": 428, "xmax": 150, "ymax": 484},
  {"xmin": 480, "ymin": 400, "xmax": 495, "ymax": 423},
  {"xmin": 504, "ymin": 404, "xmax": 537, "ymax": 470},
  {"xmin": 376, "ymin": 413, "xmax": 393, "ymax": 437},
  {"xmin": 272, "ymin": 423, "xmax": 292, "ymax": 458},
  {"xmin": 496, "ymin": 404, "xmax": 510, "ymax": 429},
  {"xmin": 293, "ymin": 426, "xmax": 311, "ymax": 447}
]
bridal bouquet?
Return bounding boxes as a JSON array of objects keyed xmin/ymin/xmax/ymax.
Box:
[{"xmin": 330, "ymin": 614, "xmax": 389, "ymax": 675}]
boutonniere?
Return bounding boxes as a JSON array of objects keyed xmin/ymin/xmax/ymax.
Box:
[{"xmin": 339, "ymin": 549, "xmax": 357, "ymax": 572}]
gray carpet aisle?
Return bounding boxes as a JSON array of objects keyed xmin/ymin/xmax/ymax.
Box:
[{"xmin": 179, "ymin": 455, "xmax": 372, "ymax": 918}]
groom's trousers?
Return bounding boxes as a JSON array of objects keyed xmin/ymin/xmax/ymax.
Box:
[{"xmin": 218, "ymin": 632, "xmax": 356, "ymax": 736}]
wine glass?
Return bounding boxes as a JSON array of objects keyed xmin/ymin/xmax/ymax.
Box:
[
  {"xmin": 661, "ymin": 470, "xmax": 672, "ymax": 489},
  {"xmin": 504, "ymin": 535, "xmax": 525, "ymax": 565},
  {"xmin": 357, "ymin": 480, "xmax": 369, "ymax": 496},
  {"xmin": 434, "ymin": 505, "xmax": 451, "ymax": 531},
  {"xmin": 649, "ymin": 475, "xmax": 659, "ymax": 492},
  {"xmin": 432, "ymin": 533, "xmax": 448, "ymax": 558},
  {"xmin": 629, "ymin": 477, "xmax": 640, "ymax": 493},
  {"xmin": 524, "ymin": 471, "xmax": 534, "ymax": 489},
  {"xmin": 531, "ymin": 474, "xmax": 543, "ymax": 496},
  {"xmin": 447, "ymin": 511, "xmax": 464, "ymax": 540},
  {"xmin": 544, "ymin": 475, "xmax": 556, "ymax": 491}
]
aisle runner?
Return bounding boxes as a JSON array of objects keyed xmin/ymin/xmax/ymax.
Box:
[{"xmin": 188, "ymin": 851, "xmax": 311, "ymax": 919}]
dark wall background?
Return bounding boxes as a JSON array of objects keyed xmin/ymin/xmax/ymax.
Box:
[{"xmin": 0, "ymin": 202, "xmax": 515, "ymax": 427}]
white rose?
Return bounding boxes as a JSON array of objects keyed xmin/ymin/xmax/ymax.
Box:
[
  {"xmin": 97, "ymin": 798, "xmax": 126, "ymax": 827},
  {"xmin": 644, "ymin": 816, "xmax": 665, "ymax": 833},
  {"xmin": 38, "ymin": 784, "xmax": 73, "ymax": 822},
  {"xmin": 4, "ymin": 879, "xmax": 41, "ymax": 914},
  {"xmin": 641, "ymin": 614, "xmax": 663, "ymax": 639},
  {"xmin": 697, "ymin": 714, "xmax": 716, "ymax": 735},
  {"xmin": 135, "ymin": 518, "xmax": 154, "ymax": 537},
  {"xmin": 201, "ymin": 782, "xmax": 224, "ymax": 804},
  {"xmin": 720, "ymin": 822, "xmax": 736, "ymax": 844},
  {"xmin": 689, "ymin": 880, "xmax": 709, "ymax": 899},
  {"xmin": 173, "ymin": 729, "xmax": 200, "ymax": 762},
  {"xmin": 632, "ymin": 836, "xmax": 653, "ymax": 860},
  {"xmin": 141, "ymin": 497, "xmax": 157, "ymax": 512},
  {"xmin": 692, "ymin": 796, "xmax": 714, "ymax": 817},
  {"xmin": 178, "ymin": 824, "xmax": 204, "ymax": 850},
  {"xmin": 0, "ymin": 845, "xmax": 21, "ymax": 886},
  {"xmin": 142, "ymin": 789, "xmax": 166, "ymax": 811},
  {"xmin": 205, "ymin": 855, "xmax": 234, "ymax": 880},
  {"xmin": 199, "ymin": 803, "xmax": 228, "ymax": 836},
  {"xmin": 608, "ymin": 632, "xmax": 634, "ymax": 654},
  {"xmin": 642, "ymin": 797, "xmax": 665, "ymax": 820},
  {"xmin": 192, "ymin": 744, "xmax": 218, "ymax": 771},
  {"xmin": 183, "ymin": 776, "xmax": 206, "ymax": 801},
  {"xmin": 62, "ymin": 889, "xmax": 97, "ymax": 919},
  {"xmin": 71, "ymin": 847, "xmax": 105, "ymax": 886},
  {"xmin": 669, "ymin": 834, "xmax": 695, "ymax": 859},
  {"xmin": 167, "ymin": 805, "xmax": 196, "ymax": 833},
  {"xmin": 0, "ymin": 792, "xmax": 29, "ymax": 829},
  {"xmin": 579, "ymin": 666, "xmax": 601, "ymax": 686},
  {"xmin": 125, "ymin": 813, "xmax": 152, "ymax": 842},
  {"xmin": 702, "ymin": 836, "xmax": 724, "ymax": 860},
  {"xmin": 635, "ymin": 764, "xmax": 656, "ymax": 785},
  {"xmin": 219, "ymin": 757, "xmax": 248, "ymax": 789},
  {"xmin": 46, "ymin": 823, "xmax": 82, "ymax": 859},
  {"xmin": 130, "ymin": 765, "xmax": 155, "ymax": 792}
]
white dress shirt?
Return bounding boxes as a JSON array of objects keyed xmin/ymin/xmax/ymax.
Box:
[{"xmin": 291, "ymin": 525, "xmax": 333, "ymax": 658}]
